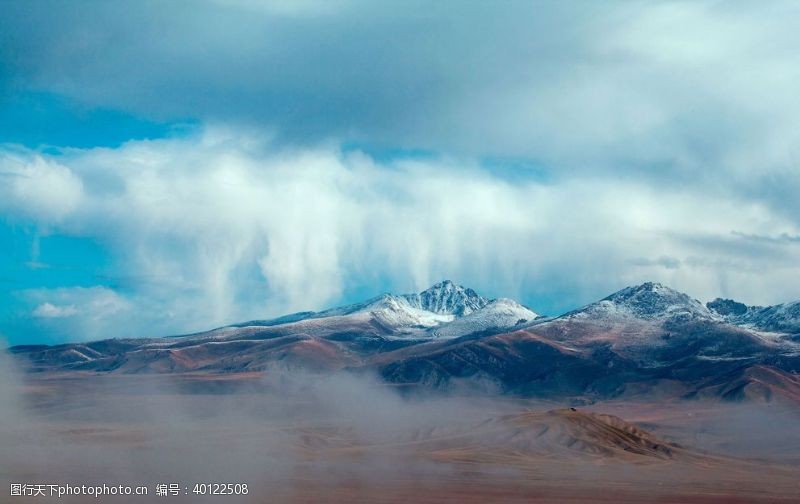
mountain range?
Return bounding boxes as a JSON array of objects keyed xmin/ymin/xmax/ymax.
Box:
[{"xmin": 10, "ymin": 280, "xmax": 800, "ymax": 404}]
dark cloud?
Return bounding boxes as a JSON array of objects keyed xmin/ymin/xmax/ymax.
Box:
[
  {"xmin": 731, "ymin": 231, "xmax": 800, "ymax": 245},
  {"xmin": 2, "ymin": 0, "xmax": 799, "ymax": 179}
]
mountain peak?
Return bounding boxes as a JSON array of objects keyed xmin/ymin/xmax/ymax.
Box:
[
  {"xmin": 566, "ymin": 282, "xmax": 715, "ymax": 321},
  {"xmin": 606, "ymin": 281, "xmax": 681, "ymax": 300},
  {"xmin": 707, "ymin": 298, "xmax": 749, "ymax": 317},
  {"xmin": 403, "ymin": 280, "xmax": 490, "ymax": 316},
  {"xmin": 622, "ymin": 281, "xmax": 669, "ymax": 294},
  {"xmin": 711, "ymin": 298, "xmax": 800, "ymax": 334}
]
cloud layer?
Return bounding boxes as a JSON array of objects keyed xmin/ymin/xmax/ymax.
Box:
[
  {"xmin": 2, "ymin": 1, "xmax": 800, "ymax": 177},
  {"xmin": 2, "ymin": 128, "xmax": 800, "ymax": 343}
]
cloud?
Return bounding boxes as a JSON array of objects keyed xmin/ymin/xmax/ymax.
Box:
[
  {"xmin": 1, "ymin": 1, "xmax": 800, "ymax": 343},
  {"xmin": 0, "ymin": 148, "xmax": 84, "ymax": 223},
  {"xmin": 731, "ymin": 231, "xmax": 800, "ymax": 245},
  {"xmin": 2, "ymin": 0, "xmax": 799, "ymax": 191},
  {"xmin": 2, "ymin": 130, "xmax": 800, "ymax": 343},
  {"xmin": 31, "ymin": 302, "xmax": 78, "ymax": 318},
  {"xmin": 21, "ymin": 286, "xmax": 133, "ymax": 341},
  {"xmin": 629, "ymin": 256, "xmax": 681, "ymax": 270}
]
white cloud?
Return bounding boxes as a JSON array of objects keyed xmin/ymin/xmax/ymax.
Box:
[
  {"xmin": 22, "ymin": 287, "xmax": 133, "ymax": 340},
  {"xmin": 0, "ymin": 149, "xmax": 84, "ymax": 223},
  {"xmin": 3, "ymin": 130, "xmax": 800, "ymax": 343},
  {"xmin": 31, "ymin": 303, "xmax": 78, "ymax": 318}
]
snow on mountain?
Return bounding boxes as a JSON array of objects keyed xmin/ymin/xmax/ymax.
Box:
[
  {"xmin": 253, "ymin": 294, "xmax": 452, "ymax": 331},
  {"xmin": 708, "ymin": 298, "xmax": 800, "ymax": 334},
  {"xmin": 402, "ymin": 280, "xmax": 490, "ymax": 316},
  {"xmin": 228, "ymin": 281, "xmax": 526, "ymax": 339},
  {"xmin": 563, "ymin": 282, "xmax": 717, "ymax": 321},
  {"xmin": 431, "ymin": 298, "xmax": 538, "ymax": 339},
  {"xmin": 706, "ymin": 298, "xmax": 749, "ymax": 317},
  {"xmin": 355, "ymin": 294, "xmax": 455, "ymax": 328},
  {"xmin": 231, "ymin": 293, "xmax": 451, "ymax": 331}
]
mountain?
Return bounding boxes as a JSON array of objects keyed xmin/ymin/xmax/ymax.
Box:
[
  {"xmin": 375, "ymin": 282, "xmax": 800, "ymax": 399},
  {"xmin": 708, "ymin": 298, "xmax": 800, "ymax": 335},
  {"xmin": 430, "ymin": 298, "xmax": 537, "ymax": 339},
  {"xmin": 9, "ymin": 280, "xmax": 800, "ymax": 405},
  {"xmin": 564, "ymin": 282, "xmax": 716, "ymax": 321},
  {"xmin": 687, "ymin": 364, "xmax": 800, "ymax": 404},
  {"xmin": 232, "ymin": 280, "xmax": 509, "ymax": 339},
  {"xmin": 706, "ymin": 298, "xmax": 749, "ymax": 317},
  {"xmin": 231, "ymin": 293, "xmax": 452, "ymax": 330},
  {"xmin": 314, "ymin": 293, "xmax": 456, "ymax": 330},
  {"xmin": 401, "ymin": 280, "xmax": 490, "ymax": 316}
]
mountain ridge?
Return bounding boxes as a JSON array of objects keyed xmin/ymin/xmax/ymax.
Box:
[
  {"xmin": 563, "ymin": 282, "xmax": 718, "ymax": 322},
  {"xmin": 708, "ymin": 297, "xmax": 800, "ymax": 334},
  {"xmin": 9, "ymin": 280, "xmax": 800, "ymax": 405},
  {"xmin": 217, "ymin": 281, "xmax": 800, "ymax": 337},
  {"xmin": 227, "ymin": 280, "xmax": 515, "ymax": 339}
]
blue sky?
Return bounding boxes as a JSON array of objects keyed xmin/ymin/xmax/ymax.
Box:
[{"xmin": 2, "ymin": 1, "xmax": 800, "ymax": 345}]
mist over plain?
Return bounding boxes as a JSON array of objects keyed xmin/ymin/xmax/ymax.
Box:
[{"xmin": 3, "ymin": 342, "xmax": 800, "ymax": 503}]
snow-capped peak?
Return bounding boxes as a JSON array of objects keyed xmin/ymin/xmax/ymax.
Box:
[
  {"xmin": 402, "ymin": 280, "xmax": 490, "ymax": 316},
  {"xmin": 564, "ymin": 282, "xmax": 716, "ymax": 321},
  {"xmin": 431, "ymin": 298, "xmax": 538, "ymax": 339},
  {"xmin": 709, "ymin": 298, "xmax": 800, "ymax": 334},
  {"xmin": 229, "ymin": 281, "xmax": 534, "ymax": 339},
  {"xmin": 359, "ymin": 294, "xmax": 455, "ymax": 328}
]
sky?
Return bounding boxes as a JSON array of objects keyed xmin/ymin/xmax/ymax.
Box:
[{"xmin": 2, "ymin": 0, "xmax": 800, "ymax": 345}]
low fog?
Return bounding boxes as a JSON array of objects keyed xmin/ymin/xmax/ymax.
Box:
[
  {"xmin": 0, "ymin": 346, "xmax": 530, "ymax": 503},
  {"xmin": 2, "ymin": 345, "xmax": 800, "ymax": 503}
]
